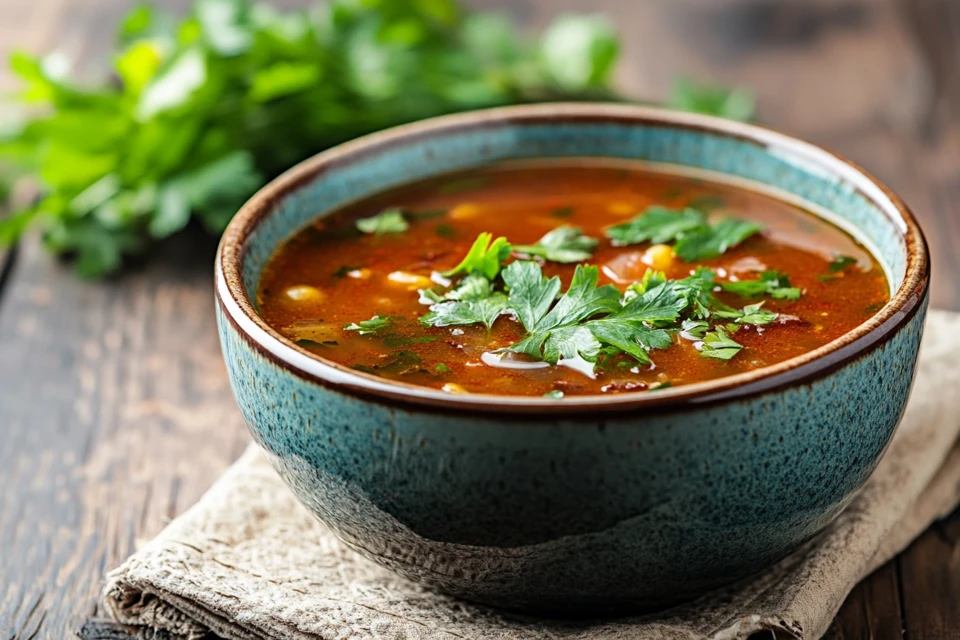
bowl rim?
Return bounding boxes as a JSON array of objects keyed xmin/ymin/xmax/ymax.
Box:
[{"xmin": 215, "ymin": 103, "xmax": 930, "ymax": 417}]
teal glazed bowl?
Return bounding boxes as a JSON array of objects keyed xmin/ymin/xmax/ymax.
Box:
[{"xmin": 215, "ymin": 104, "xmax": 929, "ymax": 615}]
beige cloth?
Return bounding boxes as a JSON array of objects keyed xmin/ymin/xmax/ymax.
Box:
[{"xmin": 103, "ymin": 310, "xmax": 960, "ymax": 640}]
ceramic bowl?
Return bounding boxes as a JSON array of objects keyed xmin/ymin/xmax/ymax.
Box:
[{"xmin": 215, "ymin": 104, "xmax": 929, "ymax": 615}]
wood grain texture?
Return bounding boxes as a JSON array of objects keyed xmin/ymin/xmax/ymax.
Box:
[{"xmin": 0, "ymin": 0, "xmax": 959, "ymax": 638}]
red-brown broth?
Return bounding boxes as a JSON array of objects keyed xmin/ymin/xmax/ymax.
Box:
[{"xmin": 257, "ymin": 161, "xmax": 890, "ymax": 397}]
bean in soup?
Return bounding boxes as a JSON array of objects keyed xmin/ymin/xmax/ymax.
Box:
[{"xmin": 257, "ymin": 161, "xmax": 890, "ymax": 397}]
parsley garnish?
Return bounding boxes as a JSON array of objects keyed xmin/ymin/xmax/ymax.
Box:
[
  {"xmin": 699, "ymin": 327, "xmax": 744, "ymax": 360},
  {"xmin": 356, "ymin": 209, "xmax": 408, "ymax": 235},
  {"xmin": 442, "ymin": 233, "xmax": 511, "ymax": 280},
  {"xmin": 721, "ymin": 271, "xmax": 801, "ymax": 300},
  {"xmin": 606, "ymin": 206, "xmax": 706, "ymax": 246},
  {"xmin": 819, "ymin": 255, "xmax": 859, "ymax": 283},
  {"xmin": 513, "ymin": 225, "xmax": 598, "ymax": 263},
  {"xmin": 435, "ymin": 363, "xmax": 451, "ymax": 374},
  {"xmin": 343, "ymin": 315, "xmax": 392, "ymax": 335},
  {"xmin": 420, "ymin": 295, "xmax": 509, "ymax": 329},
  {"xmin": 543, "ymin": 390, "xmax": 565, "ymax": 399},
  {"xmin": 604, "ymin": 206, "xmax": 762, "ymax": 261},
  {"xmin": 502, "ymin": 261, "xmax": 562, "ymax": 332},
  {"xmin": 828, "ymin": 255, "xmax": 857, "ymax": 273},
  {"xmin": 673, "ymin": 219, "xmax": 762, "ymax": 262},
  {"xmin": 714, "ymin": 302, "xmax": 778, "ymax": 326}
]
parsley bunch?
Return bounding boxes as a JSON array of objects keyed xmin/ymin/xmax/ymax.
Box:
[{"xmin": 0, "ymin": 0, "xmax": 620, "ymax": 276}]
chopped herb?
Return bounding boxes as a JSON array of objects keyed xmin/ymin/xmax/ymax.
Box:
[
  {"xmin": 673, "ymin": 218, "xmax": 762, "ymax": 262},
  {"xmin": 543, "ymin": 390, "xmax": 565, "ymax": 399},
  {"xmin": 551, "ymin": 206, "xmax": 574, "ymax": 218},
  {"xmin": 435, "ymin": 363, "xmax": 451, "ymax": 374},
  {"xmin": 435, "ymin": 224, "xmax": 457, "ymax": 238},
  {"xmin": 343, "ymin": 315, "xmax": 392, "ymax": 335},
  {"xmin": 444, "ymin": 272, "xmax": 496, "ymax": 301},
  {"xmin": 605, "ymin": 206, "xmax": 706, "ymax": 246},
  {"xmin": 353, "ymin": 350, "xmax": 422, "ymax": 375},
  {"xmin": 420, "ymin": 294, "xmax": 509, "ymax": 329},
  {"xmin": 721, "ymin": 271, "xmax": 801, "ymax": 301},
  {"xmin": 296, "ymin": 339, "xmax": 338, "ymax": 348},
  {"xmin": 699, "ymin": 327, "xmax": 744, "ymax": 360},
  {"xmin": 333, "ymin": 265, "xmax": 363, "ymax": 279},
  {"xmin": 502, "ymin": 261, "xmax": 562, "ymax": 332},
  {"xmin": 679, "ymin": 319, "xmax": 710, "ymax": 340},
  {"xmin": 513, "ymin": 225, "xmax": 599, "ymax": 263},
  {"xmin": 828, "ymin": 255, "xmax": 858, "ymax": 273},
  {"xmin": 714, "ymin": 302, "xmax": 778, "ymax": 326},
  {"xmin": 442, "ymin": 232, "xmax": 511, "ymax": 280},
  {"xmin": 356, "ymin": 209, "xmax": 408, "ymax": 235},
  {"xmin": 437, "ymin": 176, "xmax": 490, "ymax": 194}
]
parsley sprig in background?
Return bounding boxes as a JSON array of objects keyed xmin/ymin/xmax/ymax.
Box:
[{"xmin": 0, "ymin": 0, "xmax": 753, "ymax": 277}]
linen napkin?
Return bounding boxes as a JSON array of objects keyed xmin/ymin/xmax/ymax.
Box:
[{"xmin": 98, "ymin": 310, "xmax": 960, "ymax": 640}]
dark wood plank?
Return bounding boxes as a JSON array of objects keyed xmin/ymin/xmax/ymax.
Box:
[
  {"xmin": 0, "ymin": 231, "xmax": 250, "ymax": 637},
  {"xmin": 823, "ymin": 562, "xmax": 905, "ymax": 640}
]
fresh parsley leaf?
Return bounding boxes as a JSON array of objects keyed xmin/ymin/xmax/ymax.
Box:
[
  {"xmin": 513, "ymin": 225, "xmax": 598, "ymax": 263},
  {"xmin": 605, "ymin": 206, "xmax": 706, "ymax": 246},
  {"xmin": 586, "ymin": 320, "xmax": 672, "ymax": 364},
  {"xmin": 420, "ymin": 294, "xmax": 509, "ymax": 329},
  {"xmin": 541, "ymin": 324, "xmax": 602, "ymax": 364},
  {"xmin": 699, "ymin": 327, "xmax": 744, "ymax": 360},
  {"xmin": 534, "ymin": 265, "xmax": 621, "ymax": 331},
  {"xmin": 673, "ymin": 219, "xmax": 762, "ymax": 262},
  {"xmin": 442, "ymin": 232, "xmax": 511, "ymax": 280},
  {"xmin": 679, "ymin": 319, "xmax": 710, "ymax": 339},
  {"xmin": 828, "ymin": 255, "xmax": 858, "ymax": 273},
  {"xmin": 501, "ymin": 260, "xmax": 561, "ymax": 332},
  {"xmin": 354, "ymin": 350, "xmax": 422, "ymax": 375},
  {"xmin": 344, "ymin": 315, "xmax": 392, "ymax": 335},
  {"xmin": 714, "ymin": 302, "xmax": 778, "ymax": 326},
  {"xmin": 444, "ymin": 272, "xmax": 495, "ymax": 301},
  {"xmin": 721, "ymin": 270, "xmax": 801, "ymax": 301},
  {"xmin": 356, "ymin": 209, "xmax": 408, "ymax": 235},
  {"xmin": 435, "ymin": 363, "xmax": 451, "ymax": 374}
]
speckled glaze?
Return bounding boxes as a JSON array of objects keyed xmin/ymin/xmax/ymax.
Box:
[{"xmin": 215, "ymin": 105, "xmax": 930, "ymax": 615}]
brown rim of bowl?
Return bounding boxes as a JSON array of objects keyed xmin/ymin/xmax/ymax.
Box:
[{"xmin": 215, "ymin": 103, "xmax": 930, "ymax": 418}]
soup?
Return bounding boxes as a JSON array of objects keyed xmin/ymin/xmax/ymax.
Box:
[{"xmin": 257, "ymin": 161, "xmax": 889, "ymax": 397}]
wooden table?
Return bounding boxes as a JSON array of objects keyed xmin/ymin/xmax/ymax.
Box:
[{"xmin": 1, "ymin": 0, "xmax": 958, "ymax": 637}]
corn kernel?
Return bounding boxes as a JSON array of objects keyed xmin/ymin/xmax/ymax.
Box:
[
  {"xmin": 388, "ymin": 271, "xmax": 433, "ymax": 290},
  {"xmin": 449, "ymin": 203, "xmax": 481, "ymax": 220},
  {"xmin": 347, "ymin": 268, "xmax": 372, "ymax": 280},
  {"xmin": 284, "ymin": 285, "xmax": 325, "ymax": 303},
  {"xmin": 641, "ymin": 244, "xmax": 675, "ymax": 270},
  {"xmin": 608, "ymin": 201, "xmax": 638, "ymax": 216}
]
